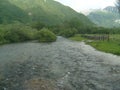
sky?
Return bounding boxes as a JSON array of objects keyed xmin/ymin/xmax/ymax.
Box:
[{"xmin": 55, "ymin": 0, "xmax": 116, "ymax": 12}]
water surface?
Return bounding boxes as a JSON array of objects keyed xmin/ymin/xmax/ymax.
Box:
[{"xmin": 0, "ymin": 37, "xmax": 120, "ymax": 90}]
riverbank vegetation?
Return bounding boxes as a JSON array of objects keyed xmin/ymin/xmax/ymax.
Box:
[
  {"xmin": 0, "ymin": 23, "xmax": 36, "ymax": 44},
  {"xmin": 88, "ymin": 40, "xmax": 120, "ymax": 55},
  {"xmin": 36, "ymin": 28, "xmax": 57, "ymax": 42},
  {"xmin": 0, "ymin": 23, "xmax": 57, "ymax": 44},
  {"xmin": 87, "ymin": 34, "xmax": 120, "ymax": 55},
  {"xmin": 70, "ymin": 34, "xmax": 120, "ymax": 55}
]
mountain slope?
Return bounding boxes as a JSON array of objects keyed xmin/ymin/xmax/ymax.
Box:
[
  {"xmin": 8, "ymin": 0, "xmax": 93, "ymax": 25},
  {"xmin": 104, "ymin": 6, "xmax": 119, "ymax": 13},
  {"xmin": 87, "ymin": 6, "xmax": 120, "ymax": 28},
  {"xmin": 0, "ymin": 0, "xmax": 28, "ymax": 24}
]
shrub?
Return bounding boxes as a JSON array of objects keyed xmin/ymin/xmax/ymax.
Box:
[
  {"xmin": 5, "ymin": 29, "xmax": 21, "ymax": 43},
  {"xmin": 37, "ymin": 28, "xmax": 57, "ymax": 42},
  {"xmin": 0, "ymin": 23, "xmax": 37, "ymax": 44}
]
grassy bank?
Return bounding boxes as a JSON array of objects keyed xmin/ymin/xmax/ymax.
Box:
[
  {"xmin": 69, "ymin": 34, "xmax": 87, "ymax": 41},
  {"xmin": 87, "ymin": 41, "xmax": 120, "ymax": 55},
  {"xmin": 70, "ymin": 34, "xmax": 120, "ymax": 55}
]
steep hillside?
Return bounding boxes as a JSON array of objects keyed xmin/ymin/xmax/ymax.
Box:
[
  {"xmin": 8, "ymin": 0, "xmax": 93, "ymax": 25},
  {"xmin": 0, "ymin": 0, "xmax": 28, "ymax": 24},
  {"xmin": 87, "ymin": 6, "xmax": 120, "ymax": 28}
]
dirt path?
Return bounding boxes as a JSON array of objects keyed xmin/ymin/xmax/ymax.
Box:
[{"xmin": 0, "ymin": 37, "xmax": 120, "ymax": 90}]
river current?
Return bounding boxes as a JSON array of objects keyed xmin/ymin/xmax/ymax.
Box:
[{"xmin": 0, "ymin": 37, "xmax": 120, "ymax": 90}]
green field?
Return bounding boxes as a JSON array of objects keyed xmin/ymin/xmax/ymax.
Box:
[{"xmin": 70, "ymin": 34, "xmax": 120, "ymax": 55}]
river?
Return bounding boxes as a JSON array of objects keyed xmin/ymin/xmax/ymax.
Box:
[{"xmin": 0, "ymin": 37, "xmax": 120, "ymax": 90}]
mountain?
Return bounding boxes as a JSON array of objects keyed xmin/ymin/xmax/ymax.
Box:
[
  {"xmin": 0, "ymin": 0, "xmax": 93, "ymax": 25},
  {"xmin": 104, "ymin": 6, "xmax": 119, "ymax": 13},
  {"xmin": 0, "ymin": 0, "xmax": 28, "ymax": 24},
  {"xmin": 87, "ymin": 6, "xmax": 120, "ymax": 28}
]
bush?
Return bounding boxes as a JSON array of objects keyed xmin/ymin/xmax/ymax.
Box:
[
  {"xmin": 0, "ymin": 23, "xmax": 37, "ymax": 44},
  {"xmin": 5, "ymin": 29, "xmax": 35, "ymax": 43},
  {"xmin": 37, "ymin": 28, "xmax": 57, "ymax": 42}
]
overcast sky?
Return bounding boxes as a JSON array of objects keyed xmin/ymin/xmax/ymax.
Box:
[{"xmin": 55, "ymin": 0, "xmax": 116, "ymax": 12}]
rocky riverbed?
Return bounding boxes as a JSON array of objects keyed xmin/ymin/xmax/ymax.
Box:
[{"xmin": 0, "ymin": 37, "xmax": 120, "ymax": 90}]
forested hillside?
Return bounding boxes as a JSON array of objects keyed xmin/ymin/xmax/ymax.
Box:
[
  {"xmin": 0, "ymin": 0, "xmax": 93, "ymax": 25},
  {"xmin": 0, "ymin": 0, "xmax": 28, "ymax": 24}
]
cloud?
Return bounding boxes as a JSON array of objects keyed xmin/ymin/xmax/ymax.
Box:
[{"xmin": 55, "ymin": 0, "xmax": 116, "ymax": 12}]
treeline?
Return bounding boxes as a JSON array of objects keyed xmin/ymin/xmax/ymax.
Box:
[
  {"xmin": 1, "ymin": 19, "xmax": 120, "ymax": 45},
  {"xmin": 48, "ymin": 18, "xmax": 120, "ymax": 37}
]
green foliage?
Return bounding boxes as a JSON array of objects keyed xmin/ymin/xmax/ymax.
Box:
[
  {"xmin": 0, "ymin": 0, "xmax": 28, "ymax": 24},
  {"xmin": 88, "ymin": 41, "xmax": 120, "ymax": 55},
  {"xmin": 59, "ymin": 28, "xmax": 77, "ymax": 38},
  {"xmin": 109, "ymin": 28, "xmax": 120, "ymax": 34},
  {"xmin": 8, "ymin": 0, "xmax": 93, "ymax": 25},
  {"xmin": 71, "ymin": 34, "xmax": 120, "ymax": 55},
  {"xmin": 5, "ymin": 30, "xmax": 20, "ymax": 43},
  {"xmin": 5, "ymin": 23, "xmax": 36, "ymax": 43},
  {"xmin": 69, "ymin": 34, "xmax": 87, "ymax": 41},
  {"xmin": 76, "ymin": 26, "xmax": 114, "ymax": 34},
  {"xmin": 0, "ymin": 23, "xmax": 37, "ymax": 44},
  {"xmin": 37, "ymin": 28, "xmax": 57, "ymax": 42},
  {"xmin": 0, "ymin": 30, "xmax": 7, "ymax": 44},
  {"xmin": 64, "ymin": 18, "xmax": 84, "ymax": 28},
  {"xmin": 31, "ymin": 22, "xmax": 46, "ymax": 30},
  {"xmin": 50, "ymin": 20, "xmax": 113, "ymax": 36}
]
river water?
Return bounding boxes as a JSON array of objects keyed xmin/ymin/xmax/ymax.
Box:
[{"xmin": 0, "ymin": 37, "xmax": 120, "ymax": 90}]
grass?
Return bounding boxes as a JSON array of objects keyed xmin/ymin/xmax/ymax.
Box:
[
  {"xmin": 87, "ymin": 41, "xmax": 120, "ymax": 55},
  {"xmin": 70, "ymin": 34, "xmax": 120, "ymax": 55},
  {"xmin": 69, "ymin": 34, "xmax": 87, "ymax": 41}
]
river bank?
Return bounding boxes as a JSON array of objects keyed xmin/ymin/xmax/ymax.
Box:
[{"xmin": 70, "ymin": 34, "xmax": 120, "ymax": 55}]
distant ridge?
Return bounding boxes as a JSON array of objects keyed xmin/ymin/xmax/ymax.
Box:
[{"xmin": 87, "ymin": 6, "xmax": 120, "ymax": 28}]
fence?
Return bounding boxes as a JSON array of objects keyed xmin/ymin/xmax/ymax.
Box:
[{"xmin": 82, "ymin": 34, "xmax": 109, "ymax": 41}]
